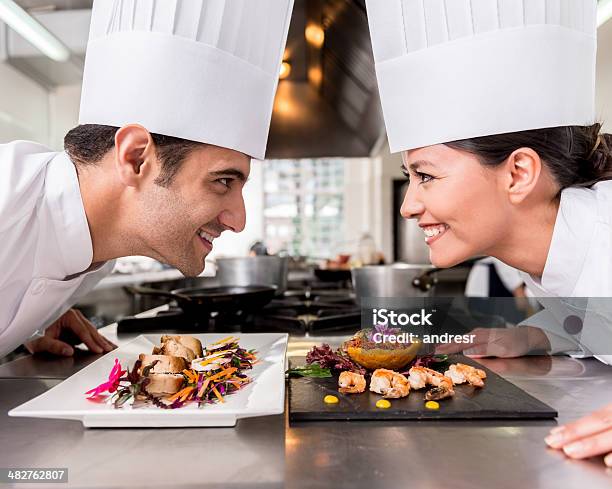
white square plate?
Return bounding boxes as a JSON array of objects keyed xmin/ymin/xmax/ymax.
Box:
[{"xmin": 9, "ymin": 333, "xmax": 288, "ymax": 428}]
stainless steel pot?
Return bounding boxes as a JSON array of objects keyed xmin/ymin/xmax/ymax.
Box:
[
  {"xmin": 351, "ymin": 263, "xmax": 436, "ymax": 303},
  {"xmin": 216, "ymin": 256, "xmax": 289, "ymax": 294}
]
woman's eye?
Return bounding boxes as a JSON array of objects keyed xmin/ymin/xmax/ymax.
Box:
[
  {"xmin": 402, "ymin": 167, "xmax": 433, "ymax": 184},
  {"xmin": 416, "ymin": 172, "xmax": 433, "ymax": 183}
]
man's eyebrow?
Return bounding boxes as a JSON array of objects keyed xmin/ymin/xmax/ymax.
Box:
[{"xmin": 209, "ymin": 168, "xmax": 247, "ymax": 182}]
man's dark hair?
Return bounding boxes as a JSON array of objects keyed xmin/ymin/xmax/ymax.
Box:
[{"xmin": 64, "ymin": 124, "xmax": 203, "ymax": 187}]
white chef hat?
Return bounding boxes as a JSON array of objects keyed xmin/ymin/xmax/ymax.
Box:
[
  {"xmin": 79, "ymin": 0, "xmax": 293, "ymax": 160},
  {"xmin": 366, "ymin": 0, "xmax": 597, "ymax": 153}
]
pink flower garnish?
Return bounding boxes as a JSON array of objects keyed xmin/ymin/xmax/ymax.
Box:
[{"xmin": 85, "ymin": 358, "xmax": 126, "ymax": 398}]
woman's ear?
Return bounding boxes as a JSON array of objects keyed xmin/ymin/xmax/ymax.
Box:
[
  {"xmin": 504, "ymin": 148, "xmax": 542, "ymax": 204},
  {"xmin": 113, "ymin": 124, "xmax": 155, "ymax": 187}
]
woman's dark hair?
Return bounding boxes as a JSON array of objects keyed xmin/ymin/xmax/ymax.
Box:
[
  {"xmin": 445, "ymin": 123, "xmax": 612, "ymax": 191},
  {"xmin": 64, "ymin": 124, "xmax": 204, "ymax": 187}
]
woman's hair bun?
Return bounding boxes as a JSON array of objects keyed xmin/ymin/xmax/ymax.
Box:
[{"xmin": 586, "ymin": 130, "xmax": 612, "ymax": 182}]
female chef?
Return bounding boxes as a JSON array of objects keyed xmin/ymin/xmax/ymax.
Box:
[{"xmin": 366, "ymin": 0, "xmax": 611, "ymax": 466}]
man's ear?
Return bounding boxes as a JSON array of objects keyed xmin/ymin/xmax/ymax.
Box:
[
  {"xmin": 113, "ymin": 124, "xmax": 155, "ymax": 187},
  {"xmin": 503, "ymin": 148, "xmax": 542, "ymax": 205}
]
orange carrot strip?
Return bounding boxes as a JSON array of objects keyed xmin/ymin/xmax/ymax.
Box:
[
  {"xmin": 182, "ymin": 369, "xmax": 197, "ymax": 384},
  {"xmin": 180, "ymin": 387, "xmax": 194, "ymax": 402},
  {"xmin": 209, "ymin": 349, "xmax": 235, "ymax": 356},
  {"xmin": 197, "ymin": 379, "xmax": 210, "ymax": 397},
  {"xmin": 208, "ymin": 367, "xmax": 237, "ymax": 383},
  {"xmin": 211, "ymin": 336, "xmax": 236, "ymax": 346},
  {"xmin": 197, "ymin": 357, "xmax": 219, "ymax": 367},
  {"xmin": 167, "ymin": 386, "xmax": 191, "ymax": 403},
  {"xmin": 207, "ymin": 371, "xmax": 223, "ymax": 382},
  {"xmin": 212, "ymin": 386, "xmax": 224, "ymax": 403},
  {"xmin": 222, "ymin": 367, "xmax": 237, "ymax": 377}
]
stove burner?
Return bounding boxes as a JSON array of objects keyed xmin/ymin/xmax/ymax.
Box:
[{"xmin": 117, "ymin": 288, "xmax": 362, "ymax": 335}]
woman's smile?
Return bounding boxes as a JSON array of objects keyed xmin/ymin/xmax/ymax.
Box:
[{"xmin": 420, "ymin": 223, "xmax": 450, "ymax": 245}]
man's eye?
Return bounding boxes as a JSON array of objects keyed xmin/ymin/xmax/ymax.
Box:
[{"xmin": 217, "ymin": 177, "xmax": 231, "ymax": 188}]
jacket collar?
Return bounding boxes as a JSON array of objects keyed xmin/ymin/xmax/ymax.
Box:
[
  {"xmin": 45, "ymin": 151, "xmax": 94, "ymax": 279},
  {"xmin": 528, "ymin": 186, "xmax": 598, "ymax": 297}
]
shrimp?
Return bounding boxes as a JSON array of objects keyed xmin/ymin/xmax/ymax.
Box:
[
  {"xmin": 408, "ymin": 366, "xmax": 455, "ymax": 400},
  {"xmin": 407, "ymin": 367, "xmax": 428, "ymax": 390},
  {"xmin": 370, "ymin": 369, "xmax": 410, "ymax": 399},
  {"xmin": 444, "ymin": 363, "xmax": 486, "ymax": 388},
  {"xmin": 338, "ymin": 371, "xmax": 366, "ymax": 394}
]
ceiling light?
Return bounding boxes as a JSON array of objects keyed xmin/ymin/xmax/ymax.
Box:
[
  {"xmin": 598, "ymin": 0, "xmax": 612, "ymax": 27},
  {"xmin": 305, "ymin": 24, "xmax": 325, "ymax": 48},
  {"xmin": 279, "ymin": 61, "xmax": 292, "ymax": 79},
  {"xmin": 0, "ymin": 0, "xmax": 70, "ymax": 62}
]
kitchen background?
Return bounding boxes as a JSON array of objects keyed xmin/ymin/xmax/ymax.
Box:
[{"xmin": 1, "ymin": 0, "xmax": 612, "ymax": 326}]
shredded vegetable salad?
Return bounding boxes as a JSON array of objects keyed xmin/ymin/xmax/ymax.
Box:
[{"xmin": 85, "ymin": 336, "xmax": 258, "ymax": 410}]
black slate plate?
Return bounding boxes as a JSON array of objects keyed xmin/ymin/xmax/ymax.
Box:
[{"xmin": 288, "ymin": 355, "xmax": 557, "ymax": 422}]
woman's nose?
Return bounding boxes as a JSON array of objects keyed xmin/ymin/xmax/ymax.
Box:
[{"xmin": 400, "ymin": 184, "xmax": 425, "ymax": 220}]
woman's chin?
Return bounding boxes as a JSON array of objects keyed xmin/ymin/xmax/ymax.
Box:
[{"xmin": 429, "ymin": 249, "xmax": 471, "ymax": 269}]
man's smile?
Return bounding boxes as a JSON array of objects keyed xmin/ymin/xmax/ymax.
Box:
[{"xmin": 196, "ymin": 228, "xmax": 218, "ymax": 251}]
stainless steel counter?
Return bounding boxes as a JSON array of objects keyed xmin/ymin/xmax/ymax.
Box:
[{"xmin": 1, "ymin": 327, "xmax": 611, "ymax": 488}]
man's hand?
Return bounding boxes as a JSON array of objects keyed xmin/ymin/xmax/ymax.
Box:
[
  {"xmin": 545, "ymin": 403, "xmax": 612, "ymax": 467},
  {"xmin": 24, "ymin": 309, "xmax": 117, "ymax": 356},
  {"xmin": 435, "ymin": 326, "xmax": 551, "ymax": 358}
]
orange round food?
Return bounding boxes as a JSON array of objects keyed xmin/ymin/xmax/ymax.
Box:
[
  {"xmin": 343, "ymin": 329, "xmax": 422, "ymax": 370},
  {"xmin": 345, "ymin": 343, "xmax": 420, "ymax": 370}
]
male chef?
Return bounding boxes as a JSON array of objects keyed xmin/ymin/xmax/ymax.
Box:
[{"xmin": 0, "ymin": 0, "xmax": 293, "ymax": 358}]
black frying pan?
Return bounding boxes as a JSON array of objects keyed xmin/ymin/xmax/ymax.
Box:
[
  {"xmin": 313, "ymin": 267, "xmax": 353, "ymax": 283},
  {"xmin": 411, "ymin": 258, "xmax": 482, "ymax": 292},
  {"xmin": 125, "ymin": 285, "xmax": 277, "ymax": 316}
]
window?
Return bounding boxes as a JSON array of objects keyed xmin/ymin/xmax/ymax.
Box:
[{"xmin": 263, "ymin": 159, "xmax": 345, "ymax": 258}]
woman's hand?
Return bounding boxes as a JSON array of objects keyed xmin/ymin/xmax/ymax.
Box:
[
  {"xmin": 435, "ymin": 326, "xmax": 551, "ymax": 358},
  {"xmin": 24, "ymin": 309, "xmax": 117, "ymax": 356},
  {"xmin": 545, "ymin": 403, "xmax": 612, "ymax": 466}
]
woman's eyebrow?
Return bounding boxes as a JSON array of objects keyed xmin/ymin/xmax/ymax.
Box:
[
  {"xmin": 209, "ymin": 168, "xmax": 247, "ymax": 182},
  {"xmin": 408, "ymin": 160, "xmax": 436, "ymax": 172}
]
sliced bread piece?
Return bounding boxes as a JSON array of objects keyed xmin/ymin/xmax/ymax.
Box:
[
  {"xmin": 160, "ymin": 335, "xmax": 203, "ymax": 357},
  {"xmin": 138, "ymin": 354, "xmax": 187, "ymax": 374},
  {"xmin": 157, "ymin": 338, "xmax": 197, "ymax": 362},
  {"xmin": 144, "ymin": 373, "xmax": 185, "ymax": 396}
]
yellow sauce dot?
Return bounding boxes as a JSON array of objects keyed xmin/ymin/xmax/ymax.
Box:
[
  {"xmin": 425, "ymin": 401, "xmax": 440, "ymax": 410},
  {"xmin": 324, "ymin": 395, "xmax": 339, "ymax": 404},
  {"xmin": 376, "ymin": 399, "xmax": 391, "ymax": 409}
]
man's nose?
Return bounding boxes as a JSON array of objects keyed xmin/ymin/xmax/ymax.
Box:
[
  {"xmin": 218, "ymin": 191, "xmax": 247, "ymax": 233},
  {"xmin": 400, "ymin": 184, "xmax": 425, "ymax": 220}
]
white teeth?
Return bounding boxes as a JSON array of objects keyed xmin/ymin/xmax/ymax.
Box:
[
  {"xmin": 198, "ymin": 229, "xmax": 215, "ymax": 243},
  {"xmin": 423, "ymin": 224, "xmax": 447, "ymax": 239}
]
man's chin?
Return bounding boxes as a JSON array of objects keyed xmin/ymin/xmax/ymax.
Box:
[{"xmin": 169, "ymin": 258, "xmax": 206, "ymax": 277}]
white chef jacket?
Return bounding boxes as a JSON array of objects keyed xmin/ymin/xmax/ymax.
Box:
[
  {"xmin": 519, "ymin": 180, "xmax": 612, "ymax": 366},
  {"xmin": 0, "ymin": 141, "xmax": 114, "ymax": 358}
]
